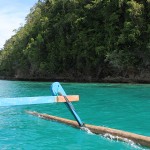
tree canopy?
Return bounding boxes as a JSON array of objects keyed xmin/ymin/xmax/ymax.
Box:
[{"xmin": 0, "ymin": 0, "xmax": 150, "ymax": 82}]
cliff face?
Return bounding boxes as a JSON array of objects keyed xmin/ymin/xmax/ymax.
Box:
[{"xmin": 0, "ymin": 0, "xmax": 150, "ymax": 83}]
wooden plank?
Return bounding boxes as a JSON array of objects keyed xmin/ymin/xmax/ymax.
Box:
[
  {"xmin": 26, "ymin": 111, "xmax": 150, "ymax": 148},
  {"xmin": 0, "ymin": 95, "xmax": 79, "ymax": 107},
  {"xmin": 57, "ymin": 95, "xmax": 79, "ymax": 102}
]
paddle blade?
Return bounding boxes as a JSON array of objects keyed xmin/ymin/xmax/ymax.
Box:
[{"xmin": 51, "ymin": 82, "xmax": 66, "ymax": 96}]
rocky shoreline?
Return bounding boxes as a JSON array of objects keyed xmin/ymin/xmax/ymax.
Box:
[{"xmin": 0, "ymin": 75, "xmax": 150, "ymax": 83}]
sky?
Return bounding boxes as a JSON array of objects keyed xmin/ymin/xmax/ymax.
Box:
[{"xmin": 0, "ymin": 0, "xmax": 38, "ymax": 49}]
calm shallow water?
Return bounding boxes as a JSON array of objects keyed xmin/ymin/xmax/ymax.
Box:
[{"xmin": 0, "ymin": 80, "xmax": 150, "ymax": 150}]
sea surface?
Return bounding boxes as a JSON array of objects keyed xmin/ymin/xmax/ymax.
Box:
[{"xmin": 0, "ymin": 80, "xmax": 150, "ymax": 150}]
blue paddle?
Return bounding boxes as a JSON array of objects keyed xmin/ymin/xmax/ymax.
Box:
[{"xmin": 51, "ymin": 82, "xmax": 84, "ymax": 127}]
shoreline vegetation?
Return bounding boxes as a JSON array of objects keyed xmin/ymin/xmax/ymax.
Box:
[
  {"xmin": 0, "ymin": 0, "xmax": 150, "ymax": 83},
  {"xmin": 0, "ymin": 76, "xmax": 150, "ymax": 83}
]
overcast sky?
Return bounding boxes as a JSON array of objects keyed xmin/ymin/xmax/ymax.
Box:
[{"xmin": 0, "ymin": 0, "xmax": 38, "ymax": 49}]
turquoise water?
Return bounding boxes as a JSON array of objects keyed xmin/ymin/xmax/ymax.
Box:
[{"xmin": 0, "ymin": 80, "xmax": 150, "ymax": 150}]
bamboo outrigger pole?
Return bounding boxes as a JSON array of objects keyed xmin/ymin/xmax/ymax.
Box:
[
  {"xmin": 0, "ymin": 95, "xmax": 79, "ymax": 107},
  {"xmin": 26, "ymin": 111, "xmax": 150, "ymax": 148}
]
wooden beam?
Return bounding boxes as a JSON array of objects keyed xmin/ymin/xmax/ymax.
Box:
[
  {"xmin": 26, "ymin": 111, "xmax": 150, "ymax": 148},
  {"xmin": 0, "ymin": 95, "xmax": 79, "ymax": 106},
  {"xmin": 57, "ymin": 95, "xmax": 79, "ymax": 102}
]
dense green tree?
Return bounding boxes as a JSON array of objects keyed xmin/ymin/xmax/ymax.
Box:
[{"xmin": 0, "ymin": 0, "xmax": 150, "ymax": 81}]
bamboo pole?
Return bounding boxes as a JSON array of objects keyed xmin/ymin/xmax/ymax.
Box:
[{"xmin": 26, "ymin": 111, "xmax": 150, "ymax": 148}]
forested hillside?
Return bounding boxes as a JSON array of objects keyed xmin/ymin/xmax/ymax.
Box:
[{"xmin": 0, "ymin": 0, "xmax": 150, "ymax": 82}]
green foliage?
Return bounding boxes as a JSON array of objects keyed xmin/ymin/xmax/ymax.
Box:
[{"xmin": 0, "ymin": 0, "xmax": 150, "ymax": 80}]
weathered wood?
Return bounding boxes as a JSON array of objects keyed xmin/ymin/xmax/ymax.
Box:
[
  {"xmin": 57, "ymin": 95, "xmax": 79, "ymax": 102},
  {"xmin": 26, "ymin": 111, "xmax": 150, "ymax": 148}
]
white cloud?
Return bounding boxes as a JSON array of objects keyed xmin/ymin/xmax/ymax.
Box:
[{"xmin": 0, "ymin": 0, "xmax": 38, "ymax": 49}]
